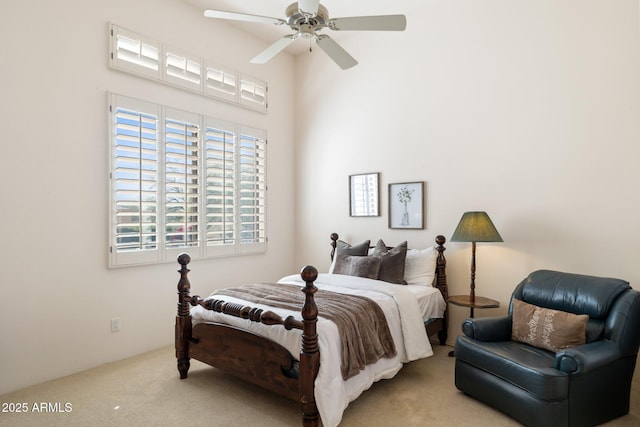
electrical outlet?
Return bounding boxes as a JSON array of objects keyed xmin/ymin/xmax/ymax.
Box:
[{"xmin": 111, "ymin": 317, "xmax": 120, "ymax": 333}]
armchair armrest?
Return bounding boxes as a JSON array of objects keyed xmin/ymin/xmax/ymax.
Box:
[
  {"xmin": 461, "ymin": 316, "xmax": 512, "ymax": 342},
  {"xmin": 554, "ymin": 341, "xmax": 621, "ymax": 374}
]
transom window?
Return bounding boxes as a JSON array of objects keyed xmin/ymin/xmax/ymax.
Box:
[{"xmin": 110, "ymin": 24, "xmax": 267, "ymax": 113}]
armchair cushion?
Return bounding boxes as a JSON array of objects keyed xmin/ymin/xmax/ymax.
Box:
[
  {"xmin": 511, "ymin": 299, "xmax": 588, "ymax": 352},
  {"xmin": 455, "ymin": 335, "xmax": 568, "ymax": 401}
]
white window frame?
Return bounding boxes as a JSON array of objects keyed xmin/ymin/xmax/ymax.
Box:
[
  {"xmin": 164, "ymin": 46, "xmax": 202, "ymax": 91},
  {"xmin": 109, "ymin": 93, "xmax": 267, "ymax": 268},
  {"xmin": 109, "ymin": 23, "xmax": 267, "ymax": 113},
  {"xmin": 239, "ymin": 74, "xmax": 268, "ymax": 110},
  {"xmin": 110, "ymin": 25, "xmax": 161, "ymax": 80},
  {"xmin": 205, "ymin": 62, "xmax": 237, "ymax": 103}
]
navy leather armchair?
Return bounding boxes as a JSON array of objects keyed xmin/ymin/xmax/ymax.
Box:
[{"xmin": 454, "ymin": 270, "xmax": 640, "ymax": 427}]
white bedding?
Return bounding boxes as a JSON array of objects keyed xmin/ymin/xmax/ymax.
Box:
[
  {"xmin": 404, "ymin": 283, "xmax": 447, "ymax": 321},
  {"xmin": 190, "ymin": 273, "xmax": 444, "ymax": 427}
]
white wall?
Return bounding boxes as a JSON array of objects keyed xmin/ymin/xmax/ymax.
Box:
[
  {"xmin": 294, "ymin": 0, "xmax": 640, "ymax": 343},
  {"xmin": 0, "ymin": 0, "xmax": 296, "ymax": 394}
]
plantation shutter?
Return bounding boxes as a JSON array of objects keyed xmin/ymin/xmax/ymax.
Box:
[
  {"xmin": 238, "ymin": 127, "xmax": 266, "ymax": 253},
  {"xmin": 239, "ymin": 75, "xmax": 267, "ymax": 112},
  {"xmin": 165, "ymin": 47, "xmax": 202, "ymax": 91},
  {"xmin": 164, "ymin": 109, "xmax": 200, "ymax": 256},
  {"xmin": 205, "ymin": 64, "xmax": 237, "ymax": 103},
  {"xmin": 110, "ymin": 95, "xmax": 160, "ymax": 266},
  {"xmin": 204, "ymin": 120, "xmax": 237, "ymax": 256},
  {"xmin": 110, "ymin": 24, "xmax": 267, "ymax": 112},
  {"xmin": 109, "ymin": 94, "xmax": 266, "ymax": 267},
  {"xmin": 110, "ymin": 25, "xmax": 160, "ymax": 79}
]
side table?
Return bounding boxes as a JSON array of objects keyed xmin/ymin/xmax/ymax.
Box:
[
  {"xmin": 447, "ymin": 294, "xmax": 500, "ymax": 356},
  {"xmin": 448, "ymin": 294, "xmax": 500, "ymax": 318}
]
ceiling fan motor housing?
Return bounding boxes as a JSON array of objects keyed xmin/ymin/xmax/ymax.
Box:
[{"xmin": 286, "ymin": 2, "xmax": 329, "ymax": 28}]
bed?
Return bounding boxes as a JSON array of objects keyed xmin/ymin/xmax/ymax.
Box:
[{"xmin": 175, "ymin": 233, "xmax": 448, "ymax": 427}]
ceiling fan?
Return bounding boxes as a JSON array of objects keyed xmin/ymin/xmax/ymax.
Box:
[{"xmin": 203, "ymin": 0, "xmax": 407, "ymax": 70}]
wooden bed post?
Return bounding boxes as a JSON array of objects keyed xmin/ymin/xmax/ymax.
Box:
[
  {"xmin": 434, "ymin": 235, "xmax": 447, "ymax": 297},
  {"xmin": 299, "ymin": 265, "xmax": 320, "ymax": 427},
  {"xmin": 175, "ymin": 253, "xmax": 192, "ymax": 379},
  {"xmin": 434, "ymin": 235, "xmax": 448, "ymax": 345},
  {"xmin": 330, "ymin": 232, "xmax": 339, "ymax": 262}
]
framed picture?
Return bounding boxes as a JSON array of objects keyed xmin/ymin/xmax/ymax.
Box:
[
  {"xmin": 349, "ymin": 173, "xmax": 380, "ymax": 217},
  {"xmin": 388, "ymin": 181, "xmax": 424, "ymax": 229}
]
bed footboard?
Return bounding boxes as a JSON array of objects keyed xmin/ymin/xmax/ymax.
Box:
[
  {"xmin": 174, "ymin": 254, "xmax": 320, "ymax": 427},
  {"xmin": 190, "ymin": 323, "xmax": 300, "ymax": 400}
]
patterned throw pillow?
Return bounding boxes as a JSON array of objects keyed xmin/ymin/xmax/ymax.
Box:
[{"xmin": 511, "ymin": 299, "xmax": 588, "ymax": 352}]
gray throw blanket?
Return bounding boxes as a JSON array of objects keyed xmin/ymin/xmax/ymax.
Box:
[{"xmin": 214, "ymin": 283, "xmax": 396, "ymax": 380}]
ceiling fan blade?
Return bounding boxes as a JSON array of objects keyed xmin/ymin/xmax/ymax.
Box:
[
  {"xmin": 298, "ymin": 0, "xmax": 320, "ymax": 16},
  {"xmin": 204, "ymin": 9, "xmax": 286, "ymax": 26},
  {"xmin": 250, "ymin": 35, "xmax": 297, "ymax": 64},
  {"xmin": 315, "ymin": 35, "xmax": 358, "ymax": 70},
  {"xmin": 329, "ymin": 15, "xmax": 407, "ymax": 31}
]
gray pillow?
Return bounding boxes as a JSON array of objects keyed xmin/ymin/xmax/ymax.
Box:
[
  {"xmin": 333, "ymin": 253, "xmax": 382, "ymax": 280},
  {"xmin": 330, "ymin": 239, "xmax": 371, "ymax": 273},
  {"xmin": 372, "ymin": 239, "xmax": 408, "ymax": 284},
  {"xmin": 333, "ymin": 253, "xmax": 355, "ymax": 275},
  {"xmin": 335, "ymin": 239, "xmax": 371, "ymax": 257}
]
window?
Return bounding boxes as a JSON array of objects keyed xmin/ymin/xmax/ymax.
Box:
[
  {"xmin": 238, "ymin": 128, "xmax": 267, "ymax": 248},
  {"xmin": 110, "ymin": 26, "xmax": 160, "ymax": 79},
  {"xmin": 206, "ymin": 63, "xmax": 237, "ymax": 102},
  {"xmin": 164, "ymin": 109, "xmax": 201, "ymax": 250},
  {"xmin": 110, "ymin": 24, "xmax": 267, "ymax": 113},
  {"xmin": 109, "ymin": 94, "xmax": 267, "ymax": 267},
  {"xmin": 165, "ymin": 47, "xmax": 202, "ymax": 91},
  {"xmin": 239, "ymin": 74, "xmax": 267, "ymax": 110}
]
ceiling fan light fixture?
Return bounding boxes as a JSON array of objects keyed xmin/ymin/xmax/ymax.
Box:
[{"xmin": 298, "ymin": 24, "xmax": 315, "ymax": 39}]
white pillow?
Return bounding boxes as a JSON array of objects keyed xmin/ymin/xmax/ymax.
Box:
[{"xmin": 404, "ymin": 247, "xmax": 438, "ymax": 286}]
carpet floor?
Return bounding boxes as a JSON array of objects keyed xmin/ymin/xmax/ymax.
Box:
[{"xmin": 1, "ymin": 344, "xmax": 638, "ymax": 426}]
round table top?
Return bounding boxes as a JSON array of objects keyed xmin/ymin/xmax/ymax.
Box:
[{"xmin": 448, "ymin": 294, "xmax": 500, "ymax": 309}]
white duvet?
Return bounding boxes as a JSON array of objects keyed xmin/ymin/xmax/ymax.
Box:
[{"xmin": 190, "ymin": 273, "xmax": 434, "ymax": 427}]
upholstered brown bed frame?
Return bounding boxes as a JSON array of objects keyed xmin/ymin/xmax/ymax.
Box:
[{"xmin": 175, "ymin": 234, "xmax": 448, "ymax": 427}]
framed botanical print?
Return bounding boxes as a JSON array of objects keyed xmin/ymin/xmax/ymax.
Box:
[{"xmin": 388, "ymin": 181, "xmax": 424, "ymax": 229}]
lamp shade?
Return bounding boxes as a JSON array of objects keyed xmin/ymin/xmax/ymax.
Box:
[{"xmin": 451, "ymin": 211, "xmax": 503, "ymax": 243}]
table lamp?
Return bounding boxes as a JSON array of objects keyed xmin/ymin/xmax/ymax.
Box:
[{"xmin": 451, "ymin": 211, "xmax": 503, "ymax": 303}]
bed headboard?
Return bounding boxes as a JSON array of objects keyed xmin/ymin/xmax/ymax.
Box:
[{"xmin": 328, "ymin": 233, "xmax": 448, "ymax": 303}]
